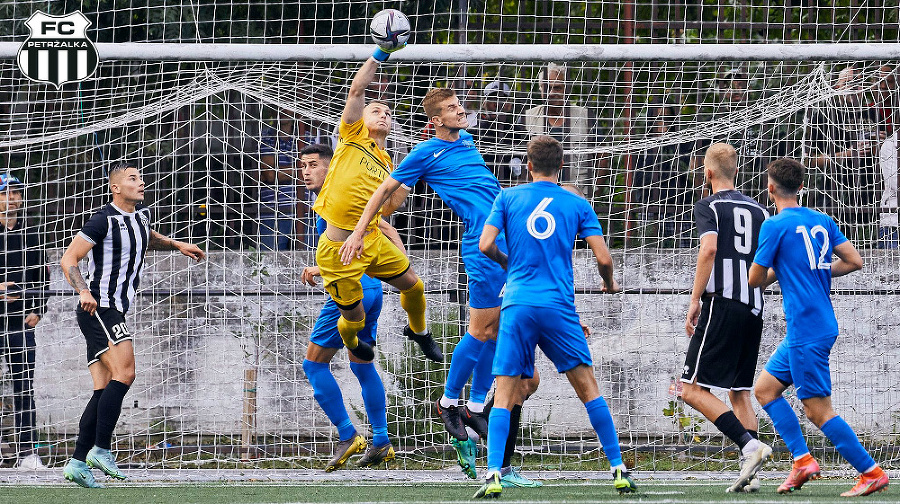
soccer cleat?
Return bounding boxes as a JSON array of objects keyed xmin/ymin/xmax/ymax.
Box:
[
  {"xmin": 613, "ymin": 468, "xmax": 637, "ymax": 494},
  {"xmin": 743, "ymin": 477, "xmax": 760, "ymax": 493},
  {"xmin": 357, "ymin": 442, "xmax": 395, "ymax": 468},
  {"xmin": 501, "ymin": 467, "xmax": 543, "ymax": 488},
  {"xmin": 461, "ymin": 405, "xmax": 489, "ymax": 441},
  {"xmin": 473, "ymin": 471, "xmax": 503, "ymax": 499},
  {"xmin": 726, "ymin": 441, "xmax": 772, "ymax": 493},
  {"xmin": 435, "ymin": 399, "xmax": 468, "ymax": 441},
  {"xmin": 346, "ymin": 339, "xmax": 376, "ymax": 362},
  {"xmin": 63, "ymin": 459, "xmax": 103, "ymax": 488},
  {"xmin": 325, "ymin": 433, "xmax": 367, "ymax": 472},
  {"xmin": 776, "ymin": 454, "xmax": 821, "ymax": 494},
  {"xmin": 451, "ymin": 437, "xmax": 478, "ymax": 479},
  {"xmin": 86, "ymin": 446, "xmax": 126, "ymax": 480},
  {"xmin": 16, "ymin": 453, "xmax": 46, "ymax": 470},
  {"xmin": 840, "ymin": 467, "xmax": 888, "ymax": 497},
  {"xmin": 404, "ymin": 326, "xmax": 443, "ymax": 362}
]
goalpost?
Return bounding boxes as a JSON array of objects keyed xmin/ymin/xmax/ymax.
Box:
[{"xmin": 0, "ymin": 38, "xmax": 898, "ymax": 477}]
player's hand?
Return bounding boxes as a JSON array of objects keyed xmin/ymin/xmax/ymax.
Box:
[
  {"xmin": 79, "ymin": 290, "xmax": 98, "ymax": 316},
  {"xmin": 580, "ymin": 320, "xmax": 592, "ymax": 339},
  {"xmin": 0, "ymin": 281, "xmax": 20, "ymax": 302},
  {"xmin": 600, "ymin": 279, "xmax": 621, "ymax": 294},
  {"xmin": 177, "ymin": 241, "xmax": 206, "ymax": 262},
  {"xmin": 685, "ymin": 298, "xmax": 701, "ymax": 337},
  {"xmin": 339, "ymin": 231, "xmax": 365, "ymax": 265},
  {"xmin": 301, "ymin": 266, "xmax": 321, "ymax": 286},
  {"xmin": 24, "ymin": 313, "xmax": 40, "ymax": 328}
]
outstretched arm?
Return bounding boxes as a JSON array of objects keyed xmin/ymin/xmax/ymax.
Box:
[
  {"xmin": 339, "ymin": 176, "xmax": 403, "ymax": 264},
  {"xmin": 149, "ymin": 230, "xmax": 206, "ymax": 261},
  {"xmin": 478, "ymin": 224, "xmax": 507, "ymax": 270},
  {"xmin": 831, "ymin": 241, "xmax": 863, "ymax": 277},
  {"xmin": 584, "ymin": 234, "xmax": 619, "ymax": 293},
  {"xmin": 341, "ymin": 58, "xmax": 381, "ymax": 125}
]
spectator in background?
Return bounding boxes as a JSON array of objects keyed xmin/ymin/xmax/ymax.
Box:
[
  {"xmin": 873, "ymin": 65, "xmax": 897, "ymax": 137},
  {"xmin": 878, "ymin": 131, "xmax": 898, "ymax": 248},
  {"xmin": 468, "ymin": 81, "xmax": 527, "ymax": 186},
  {"xmin": 258, "ymin": 107, "xmax": 300, "ymax": 250},
  {"xmin": 696, "ymin": 68, "xmax": 792, "ymax": 203},
  {"xmin": 806, "ymin": 67, "xmax": 882, "ymax": 229},
  {"xmin": 0, "ymin": 174, "xmax": 48, "ymax": 469},
  {"xmin": 631, "ymin": 105, "xmax": 694, "ymax": 246},
  {"xmin": 523, "ymin": 63, "xmax": 604, "ymax": 200}
]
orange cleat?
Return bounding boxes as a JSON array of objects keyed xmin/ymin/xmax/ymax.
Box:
[
  {"xmin": 841, "ymin": 467, "xmax": 889, "ymax": 497},
  {"xmin": 776, "ymin": 454, "xmax": 821, "ymax": 494}
]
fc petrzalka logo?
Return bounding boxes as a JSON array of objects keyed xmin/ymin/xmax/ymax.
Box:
[{"xmin": 17, "ymin": 11, "xmax": 98, "ymax": 88}]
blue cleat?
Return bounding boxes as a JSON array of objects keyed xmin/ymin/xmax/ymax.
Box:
[
  {"xmin": 451, "ymin": 437, "xmax": 478, "ymax": 479},
  {"xmin": 86, "ymin": 446, "xmax": 126, "ymax": 480},
  {"xmin": 500, "ymin": 467, "xmax": 543, "ymax": 488},
  {"xmin": 63, "ymin": 459, "xmax": 103, "ymax": 488}
]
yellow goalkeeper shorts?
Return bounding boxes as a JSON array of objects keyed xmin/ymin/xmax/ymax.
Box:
[{"xmin": 316, "ymin": 229, "xmax": 409, "ymax": 306}]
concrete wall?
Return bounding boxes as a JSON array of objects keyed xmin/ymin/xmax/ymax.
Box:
[{"xmin": 14, "ymin": 248, "xmax": 900, "ymax": 445}]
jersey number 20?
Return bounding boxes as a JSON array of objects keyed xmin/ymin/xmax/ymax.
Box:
[{"xmin": 527, "ymin": 197, "xmax": 556, "ymax": 240}]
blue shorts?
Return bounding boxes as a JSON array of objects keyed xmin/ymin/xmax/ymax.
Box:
[
  {"xmin": 309, "ymin": 285, "xmax": 383, "ymax": 349},
  {"xmin": 461, "ymin": 237, "xmax": 507, "ymax": 310},
  {"xmin": 764, "ymin": 336, "xmax": 836, "ymax": 400},
  {"xmin": 493, "ymin": 304, "xmax": 592, "ymax": 379}
]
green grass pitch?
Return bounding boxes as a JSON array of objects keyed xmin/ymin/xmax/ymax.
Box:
[{"xmin": 0, "ymin": 480, "xmax": 891, "ymax": 504}]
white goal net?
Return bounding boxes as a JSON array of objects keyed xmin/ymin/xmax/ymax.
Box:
[{"xmin": 0, "ymin": 0, "xmax": 897, "ymax": 477}]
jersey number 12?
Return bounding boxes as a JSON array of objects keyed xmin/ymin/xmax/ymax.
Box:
[{"xmin": 795, "ymin": 225, "xmax": 831, "ymax": 270}]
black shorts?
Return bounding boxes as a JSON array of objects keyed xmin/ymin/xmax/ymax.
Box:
[
  {"xmin": 681, "ymin": 296, "xmax": 763, "ymax": 391},
  {"xmin": 76, "ymin": 305, "xmax": 132, "ymax": 366}
]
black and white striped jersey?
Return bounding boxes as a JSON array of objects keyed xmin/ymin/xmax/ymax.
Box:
[
  {"xmin": 694, "ymin": 190, "xmax": 769, "ymax": 316},
  {"xmin": 77, "ymin": 203, "xmax": 152, "ymax": 314}
]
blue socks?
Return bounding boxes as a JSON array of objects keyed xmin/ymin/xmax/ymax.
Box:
[
  {"xmin": 444, "ymin": 333, "xmax": 486, "ymax": 400},
  {"xmin": 302, "ymin": 360, "xmax": 355, "ymax": 441},
  {"xmin": 820, "ymin": 416, "xmax": 876, "ymax": 473},
  {"xmin": 350, "ymin": 362, "xmax": 389, "ymax": 447},
  {"xmin": 486, "ymin": 406, "xmax": 511, "ymax": 473},
  {"xmin": 470, "ymin": 339, "xmax": 497, "ymax": 404},
  {"xmin": 585, "ymin": 396, "xmax": 623, "ymax": 468},
  {"xmin": 762, "ymin": 397, "xmax": 810, "ymax": 458}
]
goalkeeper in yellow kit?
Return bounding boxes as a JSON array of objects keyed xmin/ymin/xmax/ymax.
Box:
[{"xmin": 312, "ymin": 45, "xmax": 442, "ymax": 363}]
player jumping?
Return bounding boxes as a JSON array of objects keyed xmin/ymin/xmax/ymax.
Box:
[{"xmin": 312, "ymin": 46, "xmax": 442, "ymax": 365}]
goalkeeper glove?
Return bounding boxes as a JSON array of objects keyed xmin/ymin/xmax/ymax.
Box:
[{"xmin": 372, "ymin": 43, "xmax": 407, "ymax": 62}]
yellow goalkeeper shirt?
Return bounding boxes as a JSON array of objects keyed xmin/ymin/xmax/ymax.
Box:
[{"xmin": 313, "ymin": 118, "xmax": 393, "ymax": 231}]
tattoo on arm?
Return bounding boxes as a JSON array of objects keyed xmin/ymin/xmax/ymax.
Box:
[
  {"xmin": 148, "ymin": 231, "xmax": 179, "ymax": 251},
  {"xmin": 68, "ymin": 265, "xmax": 89, "ymax": 292}
]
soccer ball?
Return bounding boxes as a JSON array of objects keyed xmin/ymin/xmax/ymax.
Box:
[{"xmin": 370, "ymin": 9, "xmax": 411, "ymax": 51}]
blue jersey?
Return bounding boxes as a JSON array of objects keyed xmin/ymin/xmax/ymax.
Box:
[
  {"xmin": 391, "ymin": 130, "xmax": 502, "ymax": 243},
  {"xmin": 485, "ymin": 181, "xmax": 603, "ymax": 310},
  {"xmin": 316, "ymin": 217, "xmax": 380, "ymax": 290},
  {"xmin": 753, "ymin": 207, "xmax": 848, "ymax": 346}
]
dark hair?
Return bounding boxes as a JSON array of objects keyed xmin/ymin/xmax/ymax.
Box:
[
  {"xmin": 527, "ymin": 135, "xmax": 564, "ymax": 175},
  {"xmin": 300, "ymin": 143, "xmax": 334, "ymax": 159},
  {"xmin": 767, "ymin": 157, "xmax": 805, "ymax": 196},
  {"xmin": 107, "ymin": 162, "xmax": 138, "ymax": 181}
]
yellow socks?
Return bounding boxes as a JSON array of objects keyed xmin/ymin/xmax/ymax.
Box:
[
  {"xmin": 337, "ymin": 316, "xmax": 366, "ymax": 349},
  {"xmin": 400, "ymin": 278, "xmax": 427, "ymax": 334}
]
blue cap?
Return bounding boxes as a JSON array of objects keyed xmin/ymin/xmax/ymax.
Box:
[{"xmin": 0, "ymin": 174, "xmax": 21, "ymax": 191}]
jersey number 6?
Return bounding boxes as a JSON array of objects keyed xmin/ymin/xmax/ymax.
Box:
[{"xmin": 527, "ymin": 197, "xmax": 556, "ymax": 240}]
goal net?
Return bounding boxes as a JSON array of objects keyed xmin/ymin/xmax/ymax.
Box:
[{"xmin": 0, "ymin": 1, "xmax": 898, "ymax": 477}]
